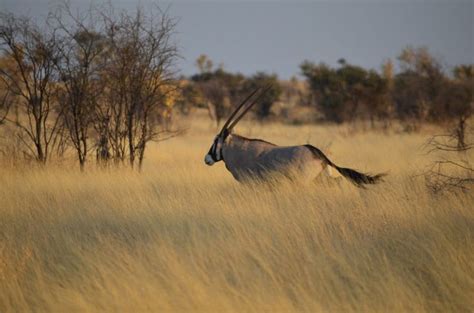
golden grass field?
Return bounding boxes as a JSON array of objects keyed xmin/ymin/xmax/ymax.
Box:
[{"xmin": 0, "ymin": 117, "xmax": 473, "ymax": 312}]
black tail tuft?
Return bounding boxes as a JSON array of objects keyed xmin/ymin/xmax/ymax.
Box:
[
  {"xmin": 304, "ymin": 144, "xmax": 386, "ymax": 187},
  {"xmin": 334, "ymin": 166, "xmax": 386, "ymax": 187}
]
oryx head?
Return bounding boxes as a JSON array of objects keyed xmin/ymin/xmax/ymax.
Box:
[{"xmin": 204, "ymin": 86, "xmax": 271, "ymax": 166}]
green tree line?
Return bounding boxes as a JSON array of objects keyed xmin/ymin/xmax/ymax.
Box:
[{"xmin": 181, "ymin": 50, "xmax": 472, "ymax": 147}]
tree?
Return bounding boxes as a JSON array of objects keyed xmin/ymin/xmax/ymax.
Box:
[
  {"xmin": 438, "ymin": 65, "xmax": 473, "ymax": 150},
  {"xmin": 192, "ymin": 66, "xmax": 246, "ymax": 127},
  {"xmin": 0, "ymin": 54, "xmax": 16, "ymax": 124},
  {"xmin": 0, "ymin": 3, "xmax": 180, "ymax": 170},
  {"xmin": 195, "ymin": 54, "xmax": 213, "ymax": 74},
  {"xmin": 453, "ymin": 65, "xmax": 474, "ymax": 80},
  {"xmin": 175, "ymin": 80, "xmax": 201, "ymax": 116},
  {"xmin": 379, "ymin": 59, "xmax": 395, "ymax": 125},
  {"xmin": 0, "ymin": 13, "xmax": 62, "ymax": 163},
  {"xmin": 243, "ymin": 72, "xmax": 281, "ymax": 120},
  {"xmin": 301, "ymin": 61, "xmax": 344, "ymax": 122},
  {"xmin": 199, "ymin": 78, "xmax": 231, "ymax": 127},
  {"xmin": 364, "ymin": 70, "xmax": 391, "ymax": 128},
  {"xmin": 336, "ymin": 63, "xmax": 368, "ymax": 121},
  {"xmin": 394, "ymin": 46, "xmax": 446, "ymax": 125},
  {"xmin": 301, "ymin": 60, "xmax": 373, "ymax": 123},
  {"xmin": 0, "ymin": 87, "xmax": 10, "ymax": 124},
  {"xmin": 100, "ymin": 6, "xmax": 179, "ymax": 170},
  {"xmin": 51, "ymin": 3, "xmax": 107, "ymax": 170}
]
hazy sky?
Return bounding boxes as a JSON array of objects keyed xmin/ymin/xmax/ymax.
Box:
[{"xmin": 1, "ymin": 0, "xmax": 473, "ymax": 78}]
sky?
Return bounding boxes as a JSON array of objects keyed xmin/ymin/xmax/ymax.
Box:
[{"xmin": 1, "ymin": 0, "xmax": 473, "ymax": 79}]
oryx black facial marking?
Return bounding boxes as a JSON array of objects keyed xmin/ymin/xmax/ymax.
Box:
[{"xmin": 204, "ymin": 130, "xmax": 229, "ymax": 165}]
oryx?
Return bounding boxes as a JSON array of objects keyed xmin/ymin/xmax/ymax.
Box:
[{"xmin": 204, "ymin": 86, "xmax": 385, "ymax": 186}]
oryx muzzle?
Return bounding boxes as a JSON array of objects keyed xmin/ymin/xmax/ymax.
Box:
[{"xmin": 204, "ymin": 86, "xmax": 385, "ymax": 187}]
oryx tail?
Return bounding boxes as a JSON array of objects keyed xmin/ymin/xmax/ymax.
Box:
[{"xmin": 304, "ymin": 145, "xmax": 385, "ymax": 187}]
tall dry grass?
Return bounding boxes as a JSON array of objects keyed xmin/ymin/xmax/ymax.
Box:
[{"xmin": 1, "ymin": 117, "xmax": 473, "ymax": 312}]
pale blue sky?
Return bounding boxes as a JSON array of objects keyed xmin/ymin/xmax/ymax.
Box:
[{"xmin": 1, "ymin": 0, "xmax": 473, "ymax": 78}]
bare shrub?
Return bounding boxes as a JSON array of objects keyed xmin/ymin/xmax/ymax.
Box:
[{"xmin": 423, "ymin": 127, "xmax": 473, "ymax": 193}]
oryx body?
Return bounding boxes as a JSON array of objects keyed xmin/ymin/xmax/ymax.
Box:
[
  {"xmin": 204, "ymin": 87, "xmax": 384, "ymax": 186},
  {"xmin": 221, "ymin": 134, "xmax": 327, "ymax": 183}
]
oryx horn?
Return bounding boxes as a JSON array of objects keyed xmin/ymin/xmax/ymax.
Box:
[
  {"xmin": 219, "ymin": 87, "xmax": 261, "ymax": 135},
  {"xmin": 226, "ymin": 84, "xmax": 273, "ymax": 132}
]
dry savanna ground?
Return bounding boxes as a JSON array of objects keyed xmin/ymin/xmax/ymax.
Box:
[{"xmin": 1, "ymin": 117, "xmax": 473, "ymax": 312}]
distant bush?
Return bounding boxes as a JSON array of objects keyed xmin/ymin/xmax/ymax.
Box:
[{"xmin": 301, "ymin": 46, "xmax": 472, "ymax": 134}]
